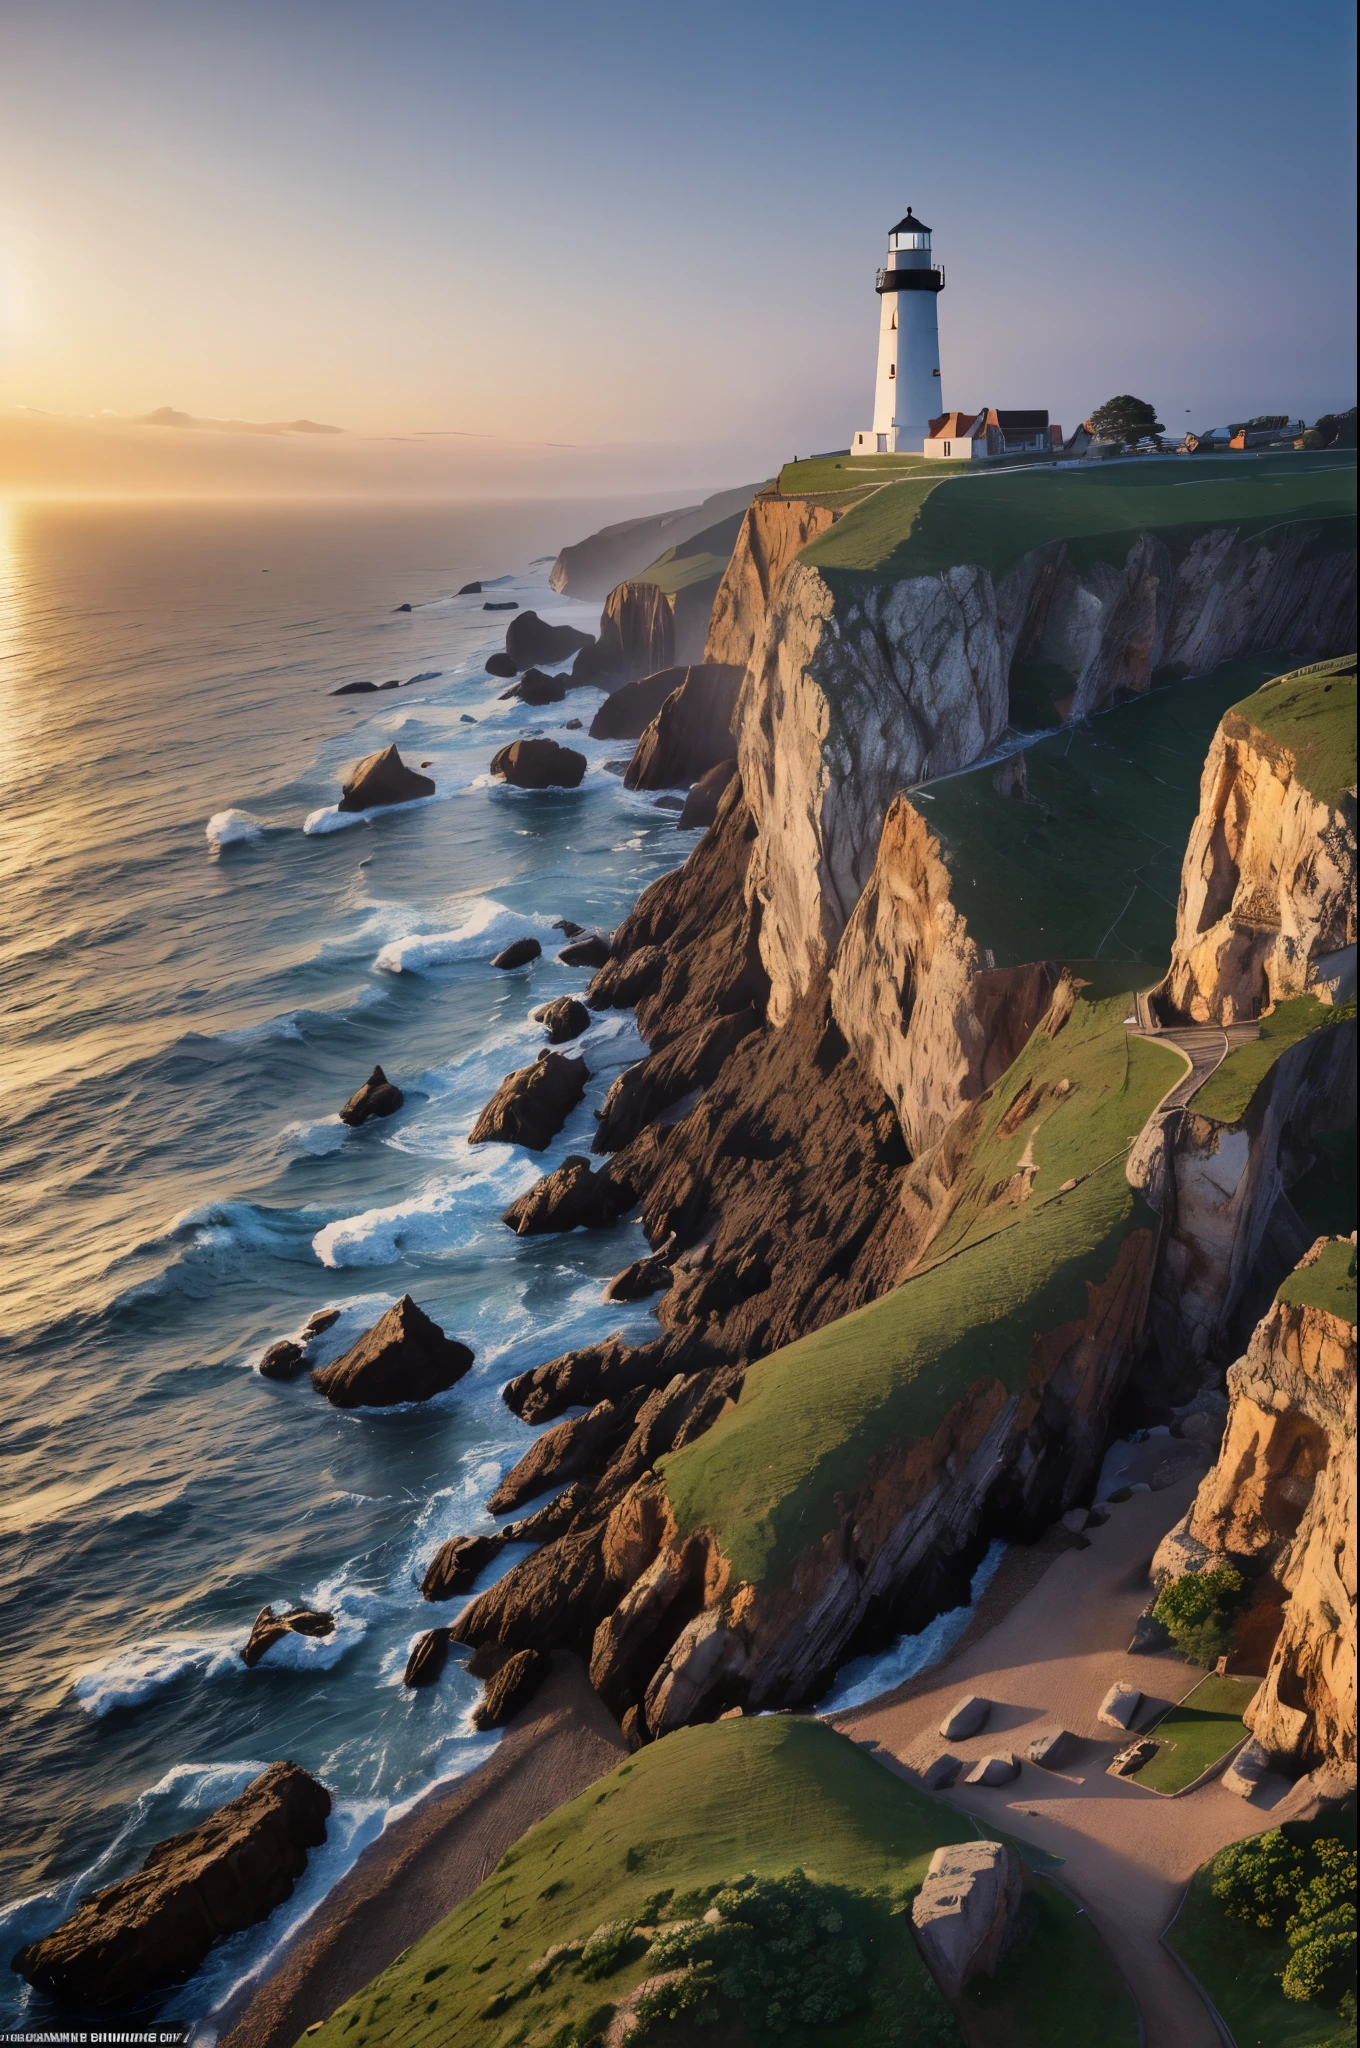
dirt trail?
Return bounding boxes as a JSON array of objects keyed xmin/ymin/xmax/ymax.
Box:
[{"xmin": 831, "ymin": 1474, "xmax": 1306, "ymax": 2048}]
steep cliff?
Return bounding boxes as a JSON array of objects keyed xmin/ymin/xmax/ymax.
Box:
[
  {"xmin": 1154, "ymin": 656, "xmax": 1357, "ymax": 1024},
  {"xmin": 1152, "ymin": 1237, "xmax": 1356, "ymax": 1772}
]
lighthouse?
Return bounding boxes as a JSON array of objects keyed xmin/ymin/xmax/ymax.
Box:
[{"xmin": 851, "ymin": 208, "xmax": 944, "ymax": 456}]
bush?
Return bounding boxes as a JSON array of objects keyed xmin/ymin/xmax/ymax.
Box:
[
  {"xmin": 1211, "ymin": 1830, "xmax": 1305, "ymax": 1929},
  {"xmin": 579, "ymin": 1920, "xmax": 647, "ymax": 1980},
  {"xmin": 1154, "ymin": 1563, "xmax": 1252, "ymax": 1664},
  {"xmin": 1089, "ymin": 394, "xmax": 1165, "ymax": 446},
  {"xmin": 1282, "ymin": 1908, "xmax": 1357, "ymax": 2005},
  {"xmin": 1286, "ymin": 1839, "xmax": 1357, "ymax": 1939},
  {"xmin": 634, "ymin": 1870, "xmax": 871, "ymax": 2037}
]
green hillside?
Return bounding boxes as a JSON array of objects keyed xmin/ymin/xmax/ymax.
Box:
[
  {"xmin": 794, "ymin": 450, "xmax": 1355, "ymax": 582},
  {"xmin": 303, "ymin": 1717, "xmax": 1135, "ymax": 2048},
  {"xmin": 1228, "ymin": 654, "xmax": 1358, "ymax": 809},
  {"xmin": 1189, "ymin": 994, "xmax": 1355, "ymax": 1127},
  {"xmin": 660, "ymin": 990, "xmax": 1182, "ymax": 1592},
  {"xmin": 1276, "ymin": 1238, "xmax": 1358, "ymax": 1325}
]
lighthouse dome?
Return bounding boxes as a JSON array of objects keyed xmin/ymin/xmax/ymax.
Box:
[{"xmin": 889, "ymin": 207, "xmax": 931, "ymax": 237}]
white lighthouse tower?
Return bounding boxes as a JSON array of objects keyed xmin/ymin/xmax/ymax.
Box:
[{"xmin": 851, "ymin": 208, "xmax": 944, "ymax": 455}]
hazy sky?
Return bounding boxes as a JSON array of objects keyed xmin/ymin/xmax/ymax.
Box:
[{"xmin": 1, "ymin": 0, "xmax": 1355, "ymax": 491}]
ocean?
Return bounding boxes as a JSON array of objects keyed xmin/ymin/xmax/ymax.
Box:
[{"xmin": 0, "ymin": 495, "xmax": 706, "ymax": 2033}]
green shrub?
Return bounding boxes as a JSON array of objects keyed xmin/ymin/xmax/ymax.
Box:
[
  {"xmin": 1154, "ymin": 1564, "xmax": 1252, "ymax": 1665},
  {"xmin": 1287, "ymin": 1839, "xmax": 1357, "ymax": 1939},
  {"xmin": 1211, "ymin": 1830, "xmax": 1306, "ymax": 1928},
  {"xmin": 1282, "ymin": 1908, "xmax": 1357, "ymax": 2004},
  {"xmin": 634, "ymin": 1869, "xmax": 871, "ymax": 2037},
  {"xmin": 578, "ymin": 1920, "xmax": 647, "ymax": 1980}
]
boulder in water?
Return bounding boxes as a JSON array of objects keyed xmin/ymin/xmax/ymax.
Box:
[
  {"xmin": 403, "ymin": 1628, "xmax": 451, "ymax": 1688},
  {"xmin": 338, "ymin": 1064, "xmax": 404, "ymax": 1126},
  {"xmin": 310, "ymin": 1295, "xmax": 473, "ymax": 1408},
  {"xmin": 490, "ymin": 936, "xmax": 542, "ymax": 970},
  {"xmin": 490, "ymin": 738, "xmax": 587, "ymax": 790},
  {"xmin": 11, "ymin": 1762, "xmax": 330, "ymax": 2009},
  {"xmin": 337, "ymin": 745, "xmax": 435, "ymax": 814},
  {"xmin": 558, "ymin": 930, "xmax": 612, "ymax": 967},
  {"xmin": 486, "ymin": 651, "xmax": 518, "ymax": 676},
  {"xmin": 241, "ymin": 1606, "xmax": 335, "ymax": 1668},
  {"xmin": 534, "ymin": 995, "xmax": 591, "ymax": 1042},
  {"xmin": 258, "ymin": 1339, "xmax": 306, "ymax": 1381},
  {"xmin": 421, "ymin": 1532, "xmax": 505, "ymax": 1601},
  {"xmin": 504, "ymin": 611, "xmax": 594, "ymax": 670},
  {"xmin": 469, "ymin": 1049, "xmax": 589, "ymax": 1150},
  {"xmin": 507, "ymin": 666, "xmax": 567, "ymax": 706},
  {"xmin": 457, "ymin": 580, "xmax": 482, "ymax": 595},
  {"xmin": 588, "ymin": 665, "xmax": 688, "ymax": 740},
  {"xmin": 331, "ymin": 679, "xmax": 378, "ymax": 695},
  {"xmin": 471, "ymin": 1647, "xmax": 550, "ymax": 1729}
]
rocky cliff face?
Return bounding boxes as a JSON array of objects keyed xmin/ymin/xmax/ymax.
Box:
[
  {"xmin": 1155, "ymin": 694, "xmax": 1357, "ymax": 1026},
  {"xmin": 1152, "ymin": 1240, "xmax": 1356, "ymax": 1772},
  {"xmin": 712, "ymin": 496, "xmax": 1355, "ymax": 1028}
]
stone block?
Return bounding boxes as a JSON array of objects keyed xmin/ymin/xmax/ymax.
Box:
[
  {"xmin": 1098, "ymin": 1682, "xmax": 1142, "ymax": 1729},
  {"xmin": 911, "ymin": 1839, "xmax": 1024, "ymax": 1993},
  {"xmin": 939, "ymin": 1694, "xmax": 991, "ymax": 1741}
]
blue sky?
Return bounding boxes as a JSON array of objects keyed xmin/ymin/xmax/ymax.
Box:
[{"xmin": 0, "ymin": 0, "xmax": 1355, "ymax": 486}]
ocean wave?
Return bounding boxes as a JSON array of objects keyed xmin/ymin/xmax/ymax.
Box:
[
  {"xmin": 168, "ymin": 1199, "xmax": 313, "ymax": 1260},
  {"xmin": 278, "ymin": 1113, "xmax": 350, "ymax": 1157},
  {"xmin": 311, "ymin": 1157, "xmax": 536, "ymax": 1269},
  {"xmin": 70, "ymin": 1634, "xmax": 242, "ymax": 1717},
  {"xmin": 374, "ymin": 898, "xmax": 557, "ymax": 975},
  {"xmin": 303, "ymin": 792, "xmax": 437, "ymax": 836},
  {"xmin": 206, "ymin": 809, "xmax": 270, "ymax": 851},
  {"xmin": 817, "ymin": 1540, "xmax": 1008, "ymax": 1715}
]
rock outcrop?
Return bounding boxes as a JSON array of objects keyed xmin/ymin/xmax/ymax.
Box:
[
  {"xmin": 623, "ymin": 664, "xmax": 745, "ymax": 791},
  {"xmin": 491, "ymin": 739, "xmax": 587, "ymax": 790},
  {"xmin": 503, "ymin": 610, "xmax": 594, "ymax": 671},
  {"xmin": 468, "ymin": 1049, "xmax": 588, "ymax": 1150},
  {"xmin": 310, "ymin": 1296, "xmax": 473, "ymax": 1408},
  {"xmin": 504, "ymin": 666, "xmax": 566, "ymax": 705},
  {"xmin": 337, "ymin": 745, "xmax": 435, "ymax": 813},
  {"xmin": 534, "ymin": 995, "xmax": 591, "ymax": 1042},
  {"xmin": 679, "ymin": 759, "xmax": 737, "ymax": 830},
  {"xmin": 491, "ymin": 936, "xmax": 542, "ymax": 970},
  {"xmin": 1154, "ymin": 661, "xmax": 1357, "ymax": 1024},
  {"xmin": 1153, "ymin": 1239, "xmax": 1357, "ymax": 1773},
  {"xmin": 241, "ymin": 1606, "xmax": 334, "ymax": 1668},
  {"xmin": 589, "ymin": 666, "xmax": 689, "ymax": 740},
  {"xmin": 911, "ymin": 1840, "xmax": 1024, "ymax": 1994},
  {"xmin": 338, "ymin": 1064, "xmax": 404, "ymax": 1127},
  {"xmin": 471, "ymin": 1647, "xmax": 550, "ymax": 1729},
  {"xmin": 402, "ymin": 1628, "xmax": 450, "ymax": 1688},
  {"xmin": 572, "ymin": 581, "xmax": 674, "ymax": 689},
  {"xmin": 11, "ymin": 1763, "xmax": 330, "ymax": 2008}
]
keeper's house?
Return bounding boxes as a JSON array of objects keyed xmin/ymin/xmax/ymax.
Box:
[{"xmin": 923, "ymin": 408, "xmax": 1061, "ymax": 460}]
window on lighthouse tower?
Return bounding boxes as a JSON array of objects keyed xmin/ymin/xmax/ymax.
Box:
[{"xmin": 888, "ymin": 363, "xmax": 895, "ymax": 377}]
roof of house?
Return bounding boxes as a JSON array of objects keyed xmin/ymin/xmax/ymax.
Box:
[
  {"xmin": 987, "ymin": 409, "xmax": 1050, "ymax": 434},
  {"xmin": 889, "ymin": 207, "xmax": 931, "ymax": 236},
  {"xmin": 928, "ymin": 411, "xmax": 980, "ymax": 438}
]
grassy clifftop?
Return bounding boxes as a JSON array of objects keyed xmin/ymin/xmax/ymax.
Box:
[
  {"xmin": 1277, "ymin": 1237, "xmax": 1358, "ymax": 1325},
  {"xmin": 305, "ymin": 1717, "xmax": 1135, "ymax": 2048},
  {"xmin": 790, "ymin": 450, "xmax": 1355, "ymax": 581},
  {"xmin": 659, "ymin": 991, "xmax": 1181, "ymax": 1592},
  {"xmin": 1227, "ymin": 653, "xmax": 1358, "ymax": 810}
]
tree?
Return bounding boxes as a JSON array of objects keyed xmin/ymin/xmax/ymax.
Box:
[
  {"xmin": 1089, "ymin": 394, "xmax": 1166, "ymax": 446},
  {"xmin": 1211, "ymin": 1829, "xmax": 1305, "ymax": 1929},
  {"xmin": 1153, "ymin": 1562, "xmax": 1251, "ymax": 1664}
]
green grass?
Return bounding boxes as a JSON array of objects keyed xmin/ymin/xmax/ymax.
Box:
[
  {"xmin": 1130, "ymin": 1676, "xmax": 1260, "ymax": 1794},
  {"xmin": 1189, "ymin": 996, "xmax": 1356, "ymax": 1125},
  {"xmin": 777, "ymin": 452, "xmax": 958, "ymax": 495},
  {"xmin": 1165, "ymin": 1803, "xmax": 1358, "ymax": 2048},
  {"xmin": 304, "ymin": 1717, "xmax": 976, "ymax": 2048},
  {"xmin": 633, "ymin": 506, "xmax": 752, "ymax": 596},
  {"xmin": 1277, "ymin": 1238, "xmax": 1358, "ymax": 1325},
  {"xmin": 659, "ymin": 992, "xmax": 1183, "ymax": 1592},
  {"xmin": 794, "ymin": 450, "xmax": 1356, "ymax": 581},
  {"xmin": 964, "ymin": 1879, "xmax": 1139, "ymax": 2048},
  {"xmin": 1227, "ymin": 654, "xmax": 1358, "ymax": 810},
  {"xmin": 917, "ymin": 660, "xmax": 1280, "ymax": 971}
]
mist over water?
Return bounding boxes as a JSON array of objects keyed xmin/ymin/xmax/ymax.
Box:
[{"xmin": 0, "ymin": 498, "xmax": 700, "ymax": 2032}]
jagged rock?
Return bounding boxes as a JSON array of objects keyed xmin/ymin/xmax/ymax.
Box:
[
  {"xmin": 572, "ymin": 581, "xmax": 674, "ymax": 688},
  {"xmin": 911, "ymin": 1840, "xmax": 1023, "ymax": 1994},
  {"xmin": 490, "ymin": 936, "xmax": 542, "ymax": 969},
  {"xmin": 468, "ymin": 1050, "xmax": 588, "ymax": 1150},
  {"xmin": 502, "ymin": 1154, "xmax": 627, "ymax": 1236},
  {"xmin": 504, "ymin": 610, "xmax": 594, "ymax": 671},
  {"xmin": 1223, "ymin": 1738, "xmax": 1272, "ymax": 1797},
  {"xmin": 302, "ymin": 1308, "xmax": 340, "ymax": 1341},
  {"xmin": 1026, "ymin": 1729, "xmax": 1072, "ymax": 1768},
  {"xmin": 920, "ymin": 1754, "xmax": 962, "ymax": 1790},
  {"xmin": 458, "ymin": 581, "xmax": 482, "ymax": 595},
  {"xmin": 621, "ymin": 1704, "xmax": 648, "ymax": 1750},
  {"xmin": 338, "ymin": 1064, "xmax": 404, "ymax": 1126},
  {"xmin": 486, "ymin": 651, "xmax": 517, "ymax": 676},
  {"xmin": 940, "ymin": 1695, "xmax": 991, "ymax": 1741},
  {"xmin": 241, "ymin": 1607, "xmax": 335, "ymax": 1668},
  {"xmin": 679, "ymin": 759, "xmax": 737, "ymax": 830},
  {"xmin": 559, "ymin": 931, "xmax": 612, "ymax": 968},
  {"xmin": 1128, "ymin": 1604, "xmax": 1173, "ymax": 1655},
  {"xmin": 420, "ymin": 1533, "xmax": 505, "ymax": 1601},
  {"xmin": 502, "ymin": 1336, "xmax": 675, "ymax": 1425},
  {"xmin": 486, "ymin": 1391, "xmax": 647, "ymax": 1515},
  {"xmin": 11, "ymin": 1762, "xmax": 330, "ymax": 2008},
  {"xmin": 454, "ymin": 1525, "xmax": 612, "ymax": 1658},
  {"xmin": 962, "ymin": 1754, "xmax": 1020, "ymax": 1787},
  {"xmin": 332, "ymin": 679, "xmax": 378, "ymax": 695},
  {"xmin": 534, "ymin": 996, "xmax": 591, "ymax": 1043},
  {"xmin": 472, "ymin": 1647, "xmax": 550, "ymax": 1729},
  {"xmin": 592, "ymin": 1008, "xmax": 760, "ymax": 1154},
  {"xmin": 554, "ymin": 918, "xmax": 585, "ymax": 935},
  {"xmin": 505, "ymin": 666, "xmax": 567, "ymax": 705},
  {"xmin": 503, "ymin": 1483, "xmax": 597, "ymax": 1544},
  {"xmin": 403, "ymin": 1629, "xmax": 451, "ymax": 1688},
  {"xmin": 491, "ymin": 738, "xmax": 587, "ymax": 790},
  {"xmin": 1097, "ymin": 1682, "xmax": 1143, "ymax": 1729},
  {"xmin": 589, "ymin": 666, "xmax": 689, "ymax": 740},
  {"xmin": 310, "ymin": 1296, "xmax": 473, "ymax": 1408},
  {"xmin": 258, "ymin": 1339, "xmax": 306, "ymax": 1381},
  {"xmin": 337, "ymin": 745, "xmax": 435, "ymax": 813},
  {"xmin": 605, "ymin": 1252, "xmax": 673, "ymax": 1302},
  {"xmin": 624, "ymin": 665, "xmax": 744, "ymax": 791}
]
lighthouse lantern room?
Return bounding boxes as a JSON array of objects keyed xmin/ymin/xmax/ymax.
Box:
[{"xmin": 851, "ymin": 208, "xmax": 944, "ymax": 456}]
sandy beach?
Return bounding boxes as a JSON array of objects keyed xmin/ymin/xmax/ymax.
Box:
[{"xmin": 217, "ymin": 1652, "xmax": 627, "ymax": 2048}]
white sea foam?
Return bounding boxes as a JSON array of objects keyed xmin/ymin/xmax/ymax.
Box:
[
  {"xmin": 249, "ymin": 1610, "xmax": 366, "ymax": 1672},
  {"xmin": 311, "ymin": 1156, "xmax": 537, "ymax": 1268},
  {"xmin": 374, "ymin": 897, "xmax": 556, "ymax": 975},
  {"xmin": 304, "ymin": 792, "xmax": 437, "ymax": 836},
  {"xmin": 71, "ymin": 1635, "xmax": 242, "ymax": 1717},
  {"xmin": 206, "ymin": 809, "xmax": 268, "ymax": 850},
  {"xmin": 278, "ymin": 1113, "xmax": 350, "ymax": 1157},
  {"xmin": 817, "ymin": 1540, "xmax": 1008, "ymax": 1714}
]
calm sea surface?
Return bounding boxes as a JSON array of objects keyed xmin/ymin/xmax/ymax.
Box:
[{"xmin": 0, "ymin": 496, "xmax": 702, "ymax": 2032}]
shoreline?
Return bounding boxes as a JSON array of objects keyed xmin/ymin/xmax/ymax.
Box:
[{"xmin": 215, "ymin": 1651, "xmax": 626, "ymax": 2048}]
